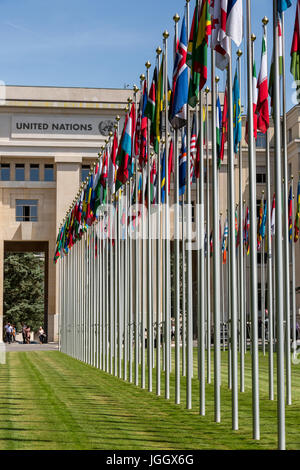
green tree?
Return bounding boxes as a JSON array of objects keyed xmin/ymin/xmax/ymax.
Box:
[{"xmin": 4, "ymin": 252, "xmax": 44, "ymax": 333}]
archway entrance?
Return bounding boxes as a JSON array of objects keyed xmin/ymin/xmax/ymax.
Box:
[{"xmin": 4, "ymin": 241, "xmax": 49, "ymax": 342}]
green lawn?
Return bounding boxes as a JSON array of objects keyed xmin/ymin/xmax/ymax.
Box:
[{"xmin": 0, "ymin": 349, "xmax": 298, "ymax": 450}]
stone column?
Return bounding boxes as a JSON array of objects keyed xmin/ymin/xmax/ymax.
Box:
[{"xmin": 54, "ymin": 157, "xmax": 81, "ymax": 341}]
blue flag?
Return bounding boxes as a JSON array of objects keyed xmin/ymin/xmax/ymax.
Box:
[
  {"xmin": 170, "ymin": 16, "xmax": 188, "ymax": 130},
  {"xmin": 233, "ymin": 68, "xmax": 242, "ymax": 154},
  {"xmin": 278, "ymin": 0, "xmax": 292, "ymax": 13}
]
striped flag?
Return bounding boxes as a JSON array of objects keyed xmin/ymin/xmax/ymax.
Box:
[
  {"xmin": 190, "ymin": 113, "xmax": 197, "ymax": 185},
  {"xmin": 269, "ymin": 16, "xmax": 283, "ymax": 107},
  {"xmin": 108, "ymin": 131, "xmax": 118, "ymax": 194},
  {"xmin": 226, "ymin": 0, "xmax": 243, "ymax": 47},
  {"xmin": 245, "ymin": 59, "xmax": 258, "ymax": 143},
  {"xmin": 291, "ymin": 0, "xmax": 300, "ymax": 104},
  {"xmin": 294, "ymin": 181, "xmax": 300, "ymax": 242},
  {"xmin": 219, "ymin": 84, "xmax": 228, "ymax": 165},
  {"xmin": 257, "ymin": 31, "xmax": 269, "ymax": 134},
  {"xmin": 187, "ymin": 0, "xmax": 212, "ymax": 106},
  {"xmin": 271, "ymin": 193, "xmax": 276, "ymax": 238}
]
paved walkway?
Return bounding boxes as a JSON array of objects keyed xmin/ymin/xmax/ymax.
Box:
[{"xmin": 2, "ymin": 342, "xmax": 59, "ymax": 352}]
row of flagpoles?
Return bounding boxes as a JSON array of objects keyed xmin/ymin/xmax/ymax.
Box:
[{"xmin": 56, "ymin": 0, "xmax": 300, "ymax": 450}]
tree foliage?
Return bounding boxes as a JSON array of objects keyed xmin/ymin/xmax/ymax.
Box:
[{"xmin": 4, "ymin": 252, "xmax": 44, "ymax": 333}]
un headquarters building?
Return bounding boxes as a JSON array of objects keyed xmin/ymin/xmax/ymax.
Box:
[{"xmin": 0, "ymin": 85, "xmax": 299, "ymax": 342}]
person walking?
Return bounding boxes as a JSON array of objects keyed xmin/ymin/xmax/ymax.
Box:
[
  {"xmin": 11, "ymin": 325, "xmax": 16, "ymax": 343},
  {"xmin": 21, "ymin": 323, "xmax": 27, "ymax": 344},
  {"xmin": 25, "ymin": 325, "xmax": 31, "ymax": 344},
  {"xmin": 38, "ymin": 326, "xmax": 46, "ymax": 344},
  {"xmin": 4, "ymin": 323, "xmax": 12, "ymax": 344}
]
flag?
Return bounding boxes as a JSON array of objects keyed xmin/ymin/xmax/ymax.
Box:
[
  {"xmin": 108, "ymin": 131, "xmax": 118, "ymax": 194},
  {"xmin": 170, "ymin": 16, "xmax": 188, "ymax": 130},
  {"xmin": 294, "ymin": 181, "xmax": 300, "ymax": 242},
  {"xmin": 190, "ymin": 113, "xmax": 197, "ymax": 185},
  {"xmin": 291, "ymin": 0, "xmax": 300, "ymax": 104},
  {"xmin": 219, "ymin": 84, "xmax": 228, "ymax": 166},
  {"xmin": 222, "ymin": 218, "xmax": 229, "ymax": 264},
  {"xmin": 187, "ymin": 0, "xmax": 212, "ymax": 106},
  {"xmin": 135, "ymin": 80, "xmax": 148, "ymax": 166},
  {"xmin": 161, "ymin": 148, "xmax": 166, "ymax": 204},
  {"xmin": 122, "ymin": 104, "xmax": 135, "ymax": 158},
  {"xmin": 233, "ymin": 68, "xmax": 242, "ymax": 153},
  {"xmin": 210, "ymin": 0, "xmax": 230, "ymax": 70},
  {"xmin": 245, "ymin": 59, "xmax": 258, "ymax": 143},
  {"xmin": 257, "ymin": 31, "xmax": 270, "ymax": 134},
  {"xmin": 115, "ymin": 114, "xmax": 129, "ymax": 191},
  {"xmin": 257, "ymin": 198, "xmax": 263, "ymax": 249},
  {"xmin": 145, "ymin": 68, "xmax": 157, "ymax": 147},
  {"xmin": 150, "ymin": 159, "xmax": 157, "ymax": 204},
  {"xmin": 269, "ymin": 16, "xmax": 283, "ymax": 107},
  {"xmin": 244, "ymin": 206, "xmax": 250, "ymax": 255},
  {"xmin": 179, "ymin": 130, "xmax": 187, "ymax": 196},
  {"xmin": 288, "ymin": 185, "xmax": 293, "ymax": 243},
  {"xmin": 226, "ymin": 0, "xmax": 243, "ymax": 47},
  {"xmin": 271, "ymin": 193, "xmax": 276, "ymax": 238},
  {"xmin": 278, "ymin": 0, "xmax": 292, "ymax": 13},
  {"xmin": 155, "ymin": 59, "xmax": 164, "ymax": 154},
  {"xmin": 216, "ymin": 94, "xmax": 222, "ymax": 163},
  {"xmin": 259, "ymin": 200, "xmax": 267, "ymax": 241}
]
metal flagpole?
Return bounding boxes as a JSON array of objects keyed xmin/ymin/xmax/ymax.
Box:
[
  {"xmin": 173, "ymin": 12, "xmax": 181, "ymax": 406},
  {"xmin": 145, "ymin": 61, "xmax": 153, "ymax": 393},
  {"xmin": 237, "ymin": 48, "xmax": 245, "ymax": 393},
  {"xmin": 198, "ymin": 93, "xmax": 205, "ymax": 414},
  {"xmin": 185, "ymin": 0, "xmax": 193, "ymax": 410},
  {"xmin": 246, "ymin": 0, "xmax": 260, "ymax": 440},
  {"xmin": 204, "ymin": 86, "xmax": 211, "ymax": 385},
  {"xmin": 154, "ymin": 49, "xmax": 162, "ymax": 396},
  {"xmin": 227, "ymin": 45, "xmax": 238, "ymax": 430},
  {"xmin": 135, "ymin": 80, "xmax": 142, "ymax": 386},
  {"xmin": 163, "ymin": 29, "xmax": 171, "ymax": 401},
  {"xmin": 273, "ymin": 0, "xmax": 285, "ymax": 449},
  {"xmin": 281, "ymin": 10, "xmax": 292, "ymax": 407},
  {"xmin": 266, "ymin": 124, "xmax": 274, "ymax": 400},
  {"xmin": 211, "ymin": 51, "xmax": 221, "ymax": 421}
]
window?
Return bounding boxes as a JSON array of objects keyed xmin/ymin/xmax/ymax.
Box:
[
  {"xmin": 288, "ymin": 128, "xmax": 292, "ymax": 143},
  {"xmin": 15, "ymin": 164, "xmax": 25, "ymax": 181},
  {"xmin": 81, "ymin": 165, "xmax": 90, "ymax": 182},
  {"xmin": 44, "ymin": 164, "xmax": 54, "ymax": 181},
  {"xmin": 16, "ymin": 199, "xmax": 38, "ymax": 222},
  {"xmin": 30, "ymin": 164, "xmax": 39, "ymax": 181},
  {"xmin": 0, "ymin": 163, "xmax": 10, "ymax": 181},
  {"xmin": 256, "ymin": 132, "xmax": 267, "ymax": 149},
  {"xmin": 256, "ymin": 166, "xmax": 266, "ymax": 184}
]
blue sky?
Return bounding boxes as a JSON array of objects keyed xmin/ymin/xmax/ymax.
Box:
[{"xmin": 0, "ymin": 0, "xmax": 297, "ymax": 110}]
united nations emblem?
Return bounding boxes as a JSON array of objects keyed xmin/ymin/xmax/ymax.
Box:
[{"xmin": 98, "ymin": 120, "xmax": 114, "ymax": 136}]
